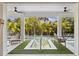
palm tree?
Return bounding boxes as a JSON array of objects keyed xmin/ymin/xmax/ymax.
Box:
[
  {"xmin": 15, "ymin": 18, "xmax": 21, "ymax": 39},
  {"xmin": 25, "ymin": 17, "xmax": 39, "ymax": 39},
  {"xmin": 25, "ymin": 18, "xmax": 32, "ymax": 36},
  {"xmin": 46, "ymin": 21, "xmax": 53, "ymax": 36},
  {"xmin": 8, "ymin": 18, "xmax": 21, "ymax": 39},
  {"xmin": 8, "ymin": 20, "xmax": 16, "ymax": 36},
  {"xmin": 29, "ymin": 17, "xmax": 38, "ymax": 39},
  {"xmin": 52, "ymin": 21, "xmax": 57, "ymax": 35},
  {"xmin": 39, "ymin": 21, "xmax": 46, "ymax": 37},
  {"xmin": 62, "ymin": 17, "xmax": 74, "ymax": 36}
]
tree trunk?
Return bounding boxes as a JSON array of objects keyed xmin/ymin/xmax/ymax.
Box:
[
  {"xmin": 34, "ymin": 27, "xmax": 36, "ymax": 39},
  {"xmin": 49, "ymin": 32, "xmax": 50, "ymax": 36},
  {"xmin": 40, "ymin": 31, "xmax": 43, "ymax": 50},
  {"xmin": 28, "ymin": 31, "xmax": 29, "ymax": 38}
]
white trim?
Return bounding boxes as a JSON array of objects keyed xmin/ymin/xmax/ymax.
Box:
[{"xmin": 74, "ymin": 3, "xmax": 79, "ymax": 55}]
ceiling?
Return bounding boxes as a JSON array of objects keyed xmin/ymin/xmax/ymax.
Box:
[{"xmin": 6, "ymin": 2, "xmax": 75, "ymax": 12}]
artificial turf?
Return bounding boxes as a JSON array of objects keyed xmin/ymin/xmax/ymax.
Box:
[{"xmin": 8, "ymin": 40, "xmax": 73, "ymax": 54}]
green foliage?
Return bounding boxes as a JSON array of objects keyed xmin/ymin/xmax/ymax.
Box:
[
  {"xmin": 62, "ymin": 17, "xmax": 74, "ymax": 35},
  {"xmin": 8, "ymin": 17, "xmax": 74, "ymax": 36},
  {"xmin": 8, "ymin": 17, "xmax": 21, "ymax": 35}
]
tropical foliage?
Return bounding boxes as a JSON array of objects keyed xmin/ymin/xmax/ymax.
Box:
[
  {"xmin": 62, "ymin": 17, "xmax": 74, "ymax": 36},
  {"xmin": 7, "ymin": 17, "xmax": 74, "ymax": 37},
  {"xmin": 7, "ymin": 17, "xmax": 21, "ymax": 36}
]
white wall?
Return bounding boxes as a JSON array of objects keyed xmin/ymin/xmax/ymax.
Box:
[
  {"xmin": 3, "ymin": 4, "xmax": 8, "ymax": 56},
  {"xmin": 78, "ymin": 3, "xmax": 79, "ymax": 55},
  {"xmin": 0, "ymin": 3, "xmax": 3, "ymax": 18},
  {"xmin": 74, "ymin": 3, "xmax": 79, "ymax": 56},
  {"xmin": 6, "ymin": 3, "xmax": 75, "ymax": 17},
  {"xmin": 0, "ymin": 3, "xmax": 3, "ymax": 56},
  {"xmin": 0, "ymin": 3, "xmax": 8, "ymax": 56},
  {"xmin": 6, "ymin": 3, "xmax": 75, "ymax": 12}
]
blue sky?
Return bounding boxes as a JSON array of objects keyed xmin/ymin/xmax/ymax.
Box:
[
  {"xmin": 48, "ymin": 17, "xmax": 59, "ymax": 22},
  {"xmin": 7, "ymin": 16, "xmax": 60, "ymax": 22},
  {"xmin": 7, "ymin": 16, "xmax": 25, "ymax": 21}
]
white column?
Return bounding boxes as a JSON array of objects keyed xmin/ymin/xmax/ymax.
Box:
[
  {"xmin": 21, "ymin": 16, "xmax": 25, "ymax": 41},
  {"xmin": 0, "ymin": 3, "xmax": 3, "ymax": 56},
  {"xmin": 0, "ymin": 3, "xmax": 7, "ymax": 55},
  {"xmin": 3, "ymin": 4, "xmax": 8, "ymax": 56},
  {"xmin": 3, "ymin": 4, "xmax": 7, "ymax": 55},
  {"xmin": 57, "ymin": 18, "xmax": 62, "ymax": 37},
  {"xmin": 74, "ymin": 3, "xmax": 79, "ymax": 56},
  {"xmin": 78, "ymin": 3, "xmax": 79, "ymax": 56}
]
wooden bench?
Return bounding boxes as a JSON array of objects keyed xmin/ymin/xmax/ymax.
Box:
[{"xmin": 9, "ymin": 40, "xmax": 21, "ymax": 45}]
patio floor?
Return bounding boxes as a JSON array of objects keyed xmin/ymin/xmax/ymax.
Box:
[
  {"xmin": 8, "ymin": 39, "xmax": 73, "ymax": 54},
  {"xmin": 24, "ymin": 39, "xmax": 57, "ymax": 50}
]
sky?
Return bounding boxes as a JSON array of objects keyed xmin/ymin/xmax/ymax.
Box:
[{"xmin": 7, "ymin": 16, "xmax": 60, "ymax": 22}]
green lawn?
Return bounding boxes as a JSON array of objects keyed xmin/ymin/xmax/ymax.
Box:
[{"xmin": 8, "ymin": 40, "xmax": 73, "ymax": 54}]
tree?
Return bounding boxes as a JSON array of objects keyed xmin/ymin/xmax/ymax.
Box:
[
  {"xmin": 52, "ymin": 21, "xmax": 57, "ymax": 34},
  {"xmin": 46, "ymin": 21, "xmax": 53, "ymax": 36},
  {"xmin": 25, "ymin": 18, "xmax": 32, "ymax": 36},
  {"xmin": 8, "ymin": 17, "xmax": 21, "ymax": 39},
  {"xmin": 39, "ymin": 20, "xmax": 47, "ymax": 36},
  {"xmin": 8, "ymin": 20, "xmax": 16, "ymax": 35},
  {"xmin": 25, "ymin": 17, "xmax": 39, "ymax": 39},
  {"xmin": 62, "ymin": 17, "xmax": 74, "ymax": 36}
]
